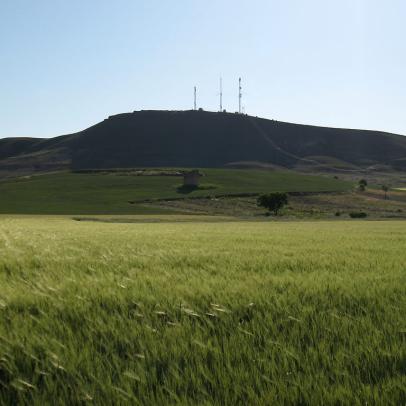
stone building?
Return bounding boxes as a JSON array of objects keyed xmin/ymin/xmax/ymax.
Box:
[{"xmin": 183, "ymin": 170, "xmax": 202, "ymax": 187}]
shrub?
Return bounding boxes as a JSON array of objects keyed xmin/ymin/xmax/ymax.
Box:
[
  {"xmin": 257, "ymin": 193, "xmax": 288, "ymax": 216},
  {"xmin": 358, "ymin": 179, "xmax": 368, "ymax": 191},
  {"xmin": 382, "ymin": 185, "xmax": 389, "ymax": 200},
  {"xmin": 349, "ymin": 212, "xmax": 367, "ymax": 218}
]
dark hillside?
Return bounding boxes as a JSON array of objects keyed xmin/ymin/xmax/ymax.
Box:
[
  {"xmin": 1, "ymin": 110, "xmax": 405, "ymax": 175},
  {"xmin": 0, "ymin": 137, "xmax": 44, "ymax": 160}
]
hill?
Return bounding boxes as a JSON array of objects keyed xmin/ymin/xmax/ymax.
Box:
[
  {"xmin": 1, "ymin": 110, "xmax": 405, "ymax": 177},
  {"xmin": 0, "ymin": 169, "xmax": 350, "ymax": 214}
]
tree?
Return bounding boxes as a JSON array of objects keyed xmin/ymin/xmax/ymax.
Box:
[
  {"xmin": 382, "ymin": 185, "xmax": 389, "ymax": 200},
  {"xmin": 358, "ymin": 179, "xmax": 368, "ymax": 191},
  {"xmin": 257, "ymin": 192, "xmax": 288, "ymax": 216}
]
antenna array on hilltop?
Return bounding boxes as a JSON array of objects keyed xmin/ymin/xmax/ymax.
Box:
[{"xmin": 193, "ymin": 77, "xmax": 245, "ymax": 114}]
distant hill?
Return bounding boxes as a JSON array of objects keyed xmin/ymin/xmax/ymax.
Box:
[{"xmin": 1, "ymin": 110, "xmax": 406, "ymax": 176}]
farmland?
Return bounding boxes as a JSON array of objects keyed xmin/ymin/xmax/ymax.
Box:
[
  {"xmin": 0, "ymin": 169, "xmax": 349, "ymax": 214},
  {"xmin": 0, "ymin": 217, "xmax": 405, "ymax": 404}
]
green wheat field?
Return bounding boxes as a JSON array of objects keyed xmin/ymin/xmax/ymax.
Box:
[{"xmin": 0, "ymin": 216, "xmax": 405, "ymax": 404}]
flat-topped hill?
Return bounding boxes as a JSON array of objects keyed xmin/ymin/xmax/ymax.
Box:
[{"xmin": 1, "ymin": 110, "xmax": 405, "ymax": 176}]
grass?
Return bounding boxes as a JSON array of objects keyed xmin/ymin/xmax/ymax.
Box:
[
  {"xmin": 144, "ymin": 190, "xmax": 406, "ymax": 219},
  {"xmin": 0, "ymin": 216, "xmax": 405, "ymax": 404},
  {"xmin": 0, "ymin": 169, "xmax": 350, "ymax": 214}
]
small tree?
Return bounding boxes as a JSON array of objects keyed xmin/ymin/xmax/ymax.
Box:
[
  {"xmin": 358, "ymin": 179, "xmax": 368, "ymax": 191},
  {"xmin": 382, "ymin": 185, "xmax": 389, "ymax": 200},
  {"xmin": 257, "ymin": 192, "xmax": 288, "ymax": 216}
]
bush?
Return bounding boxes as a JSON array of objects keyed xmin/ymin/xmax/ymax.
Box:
[
  {"xmin": 358, "ymin": 179, "xmax": 368, "ymax": 192},
  {"xmin": 349, "ymin": 212, "xmax": 367, "ymax": 218},
  {"xmin": 257, "ymin": 192, "xmax": 288, "ymax": 216},
  {"xmin": 382, "ymin": 185, "xmax": 389, "ymax": 200},
  {"xmin": 335, "ymin": 211, "xmax": 341, "ymax": 217}
]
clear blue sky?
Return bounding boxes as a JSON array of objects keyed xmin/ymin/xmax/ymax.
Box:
[{"xmin": 1, "ymin": 0, "xmax": 405, "ymax": 138}]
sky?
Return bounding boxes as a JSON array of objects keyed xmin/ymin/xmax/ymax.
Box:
[{"xmin": 0, "ymin": 0, "xmax": 405, "ymax": 138}]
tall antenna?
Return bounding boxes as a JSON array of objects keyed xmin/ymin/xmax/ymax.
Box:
[
  {"xmin": 219, "ymin": 77, "xmax": 223, "ymax": 112},
  {"xmin": 194, "ymin": 86, "xmax": 197, "ymax": 110},
  {"xmin": 238, "ymin": 77, "xmax": 242, "ymax": 114}
]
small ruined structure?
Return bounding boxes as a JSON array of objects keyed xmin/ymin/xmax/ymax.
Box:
[{"xmin": 183, "ymin": 170, "xmax": 202, "ymax": 187}]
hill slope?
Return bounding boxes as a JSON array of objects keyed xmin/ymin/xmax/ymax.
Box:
[{"xmin": 1, "ymin": 110, "xmax": 405, "ymax": 175}]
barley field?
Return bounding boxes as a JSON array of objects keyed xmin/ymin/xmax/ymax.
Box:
[{"xmin": 0, "ymin": 217, "xmax": 405, "ymax": 405}]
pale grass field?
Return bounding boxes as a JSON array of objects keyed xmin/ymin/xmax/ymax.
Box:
[{"xmin": 0, "ymin": 216, "xmax": 405, "ymax": 404}]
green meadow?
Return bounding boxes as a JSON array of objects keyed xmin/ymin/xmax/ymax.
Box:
[
  {"xmin": 0, "ymin": 169, "xmax": 350, "ymax": 214},
  {"xmin": 0, "ymin": 217, "xmax": 405, "ymax": 404}
]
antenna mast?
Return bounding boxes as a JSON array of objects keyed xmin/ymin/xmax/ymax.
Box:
[
  {"xmin": 194, "ymin": 86, "xmax": 197, "ymax": 110},
  {"xmin": 219, "ymin": 77, "xmax": 223, "ymax": 112},
  {"xmin": 238, "ymin": 77, "xmax": 242, "ymax": 114}
]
